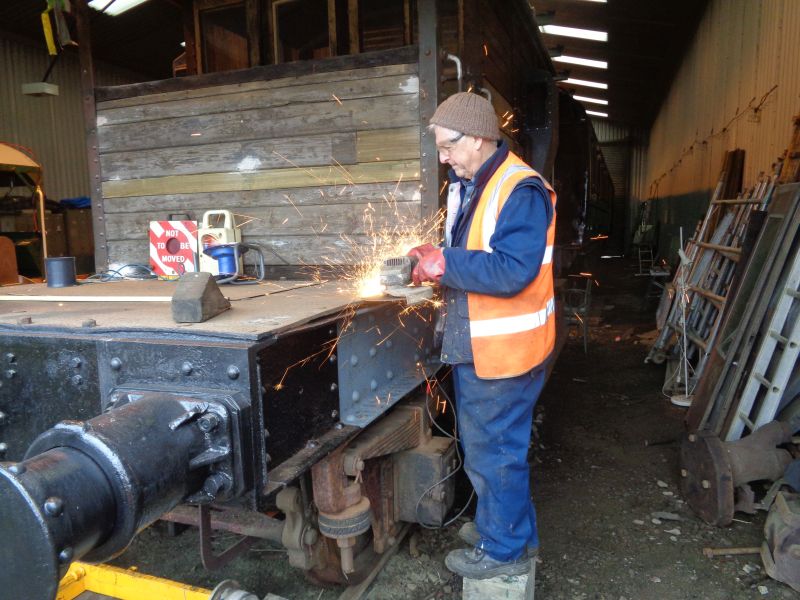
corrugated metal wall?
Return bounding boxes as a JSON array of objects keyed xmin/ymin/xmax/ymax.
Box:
[
  {"xmin": 0, "ymin": 35, "xmax": 138, "ymax": 200},
  {"xmin": 593, "ymin": 119, "xmax": 649, "ymax": 248},
  {"xmin": 645, "ymin": 0, "xmax": 800, "ymax": 200}
]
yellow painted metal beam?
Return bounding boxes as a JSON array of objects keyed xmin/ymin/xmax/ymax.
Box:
[{"xmin": 58, "ymin": 563, "xmax": 210, "ymax": 600}]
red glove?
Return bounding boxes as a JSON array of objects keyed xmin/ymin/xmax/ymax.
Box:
[
  {"xmin": 412, "ymin": 248, "xmax": 445, "ymax": 286},
  {"xmin": 406, "ymin": 243, "xmax": 437, "ymax": 262}
]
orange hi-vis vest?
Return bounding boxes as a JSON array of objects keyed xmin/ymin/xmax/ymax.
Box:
[{"xmin": 465, "ymin": 152, "xmax": 558, "ymax": 379}]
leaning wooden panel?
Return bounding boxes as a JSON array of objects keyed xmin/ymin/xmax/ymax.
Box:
[
  {"xmin": 97, "ymin": 73, "xmax": 420, "ymax": 126},
  {"xmin": 105, "ymin": 201, "xmax": 421, "ymax": 240},
  {"xmin": 102, "ymin": 160, "xmax": 421, "ymax": 198},
  {"xmin": 102, "ymin": 181, "xmax": 422, "ymax": 214},
  {"xmin": 100, "ymin": 132, "xmax": 357, "ymax": 181},
  {"xmin": 97, "ymin": 95, "xmax": 419, "ymax": 153}
]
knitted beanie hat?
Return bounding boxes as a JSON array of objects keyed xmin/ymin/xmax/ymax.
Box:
[{"xmin": 429, "ymin": 92, "xmax": 500, "ymax": 141}]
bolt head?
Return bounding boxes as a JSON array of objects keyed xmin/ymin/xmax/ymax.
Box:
[
  {"xmin": 227, "ymin": 365, "xmax": 240, "ymax": 380},
  {"xmin": 109, "ymin": 357, "xmax": 122, "ymax": 370},
  {"xmin": 680, "ymin": 469, "xmax": 688, "ymax": 478},
  {"xmin": 5, "ymin": 369, "xmax": 16, "ymax": 380},
  {"xmin": 181, "ymin": 361, "xmax": 193, "ymax": 375},
  {"xmin": 70, "ymin": 357, "xmax": 82, "ymax": 369},
  {"xmin": 701, "ymin": 479, "xmax": 711, "ymax": 489},
  {"xmin": 688, "ymin": 434, "xmax": 697, "ymax": 443},
  {"xmin": 8, "ymin": 463, "xmax": 25, "ymax": 475},
  {"xmin": 58, "ymin": 547, "xmax": 74, "ymax": 564},
  {"xmin": 0, "ymin": 442, "xmax": 7, "ymax": 457},
  {"xmin": 44, "ymin": 497, "xmax": 64, "ymax": 517},
  {"xmin": 331, "ymin": 409, "xmax": 338, "ymax": 418},
  {"xmin": 197, "ymin": 413, "xmax": 220, "ymax": 433},
  {"xmin": 71, "ymin": 375, "xmax": 83, "ymax": 386},
  {"xmin": 5, "ymin": 353, "xmax": 16, "ymax": 363}
]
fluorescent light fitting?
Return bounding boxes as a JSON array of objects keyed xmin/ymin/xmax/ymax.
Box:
[
  {"xmin": 553, "ymin": 55, "xmax": 607, "ymax": 69},
  {"xmin": 539, "ymin": 25, "xmax": 608, "ymax": 42},
  {"xmin": 88, "ymin": 0, "xmax": 149, "ymax": 16},
  {"xmin": 586, "ymin": 110, "xmax": 608, "ymax": 118},
  {"xmin": 563, "ymin": 78, "xmax": 608, "ymax": 89},
  {"xmin": 574, "ymin": 94, "xmax": 608, "ymax": 105},
  {"xmin": 580, "ymin": 0, "xmax": 608, "ymax": 3}
]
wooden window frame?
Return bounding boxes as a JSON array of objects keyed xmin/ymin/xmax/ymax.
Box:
[
  {"xmin": 194, "ymin": 0, "xmax": 259, "ymax": 74},
  {"xmin": 269, "ymin": 0, "xmax": 337, "ymax": 65}
]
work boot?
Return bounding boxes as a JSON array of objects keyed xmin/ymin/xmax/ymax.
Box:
[
  {"xmin": 445, "ymin": 547, "xmax": 531, "ymax": 580},
  {"xmin": 458, "ymin": 521, "xmax": 539, "ymax": 558}
]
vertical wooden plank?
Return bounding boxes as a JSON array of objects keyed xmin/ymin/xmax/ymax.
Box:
[
  {"xmin": 193, "ymin": 2, "xmax": 203, "ymax": 73},
  {"xmin": 417, "ymin": 0, "xmax": 440, "ymax": 224},
  {"xmin": 246, "ymin": 0, "xmax": 261, "ymax": 66},
  {"xmin": 348, "ymin": 0, "xmax": 359, "ymax": 54},
  {"xmin": 182, "ymin": 0, "xmax": 198, "ymax": 76},
  {"xmin": 75, "ymin": 0, "xmax": 108, "ymax": 270},
  {"xmin": 328, "ymin": 0, "xmax": 337, "ymax": 57},
  {"xmin": 403, "ymin": 0, "xmax": 412, "ymax": 46}
]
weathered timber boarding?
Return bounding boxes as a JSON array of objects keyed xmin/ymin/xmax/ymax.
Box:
[{"xmin": 96, "ymin": 53, "xmax": 421, "ymax": 268}]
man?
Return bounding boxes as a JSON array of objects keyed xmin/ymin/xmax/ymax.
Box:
[{"xmin": 408, "ymin": 91, "xmax": 557, "ymax": 580}]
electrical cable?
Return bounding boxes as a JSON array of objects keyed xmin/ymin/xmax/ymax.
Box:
[{"xmin": 414, "ymin": 370, "xmax": 475, "ymax": 530}]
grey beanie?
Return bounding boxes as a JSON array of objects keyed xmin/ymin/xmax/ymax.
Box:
[{"xmin": 429, "ymin": 92, "xmax": 501, "ymax": 141}]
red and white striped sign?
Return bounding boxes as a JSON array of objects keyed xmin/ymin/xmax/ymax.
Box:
[{"xmin": 149, "ymin": 220, "xmax": 198, "ymax": 278}]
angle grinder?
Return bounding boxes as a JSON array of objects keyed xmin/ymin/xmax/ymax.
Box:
[{"xmin": 378, "ymin": 255, "xmax": 418, "ymax": 287}]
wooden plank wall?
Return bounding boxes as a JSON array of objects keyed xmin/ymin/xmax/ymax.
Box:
[{"xmin": 96, "ymin": 62, "xmax": 421, "ymax": 268}]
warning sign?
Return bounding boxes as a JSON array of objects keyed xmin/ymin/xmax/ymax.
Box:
[{"xmin": 149, "ymin": 220, "xmax": 198, "ymax": 278}]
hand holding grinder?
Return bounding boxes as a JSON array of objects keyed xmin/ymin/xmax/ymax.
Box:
[{"xmin": 378, "ymin": 243, "xmax": 445, "ymax": 289}]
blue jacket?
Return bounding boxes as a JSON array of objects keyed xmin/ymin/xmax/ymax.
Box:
[{"xmin": 439, "ymin": 141, "xmax": 554, "ymax": 365}]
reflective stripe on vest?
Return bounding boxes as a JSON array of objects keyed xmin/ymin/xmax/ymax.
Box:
[{"xmin": 465, "ymin": 151, "xmax": 558, "ymax": 379}]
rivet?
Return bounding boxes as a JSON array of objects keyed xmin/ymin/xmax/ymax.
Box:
[
  {"xmin": 688, "ymin": 434, "xmax": 697, "ymax": 443},
  {"xmin": 386, "ymin": 370, "xmax": 394, "ymax": 380},
  {"xmin": 701, "ymin": 480, "xmax": 711, "ymax": 489},
  {"xmin": 350, "ymin": 355, "xmax": 358, "ymax": 366},
  {"xmin": 369, "ymin": 347, "xmax": 377, "ymax": 357},
  {"xmin": 110, "ymin": 357, "xmax": 122, "ymax": 370},
  {"xmin": 71, "ymin": 375, "xmax": 83, "ymax": 386},
  {"xmin": 0, "ymin": 442, "xmax": 7, "ymax": 457},
  {"xmin": 329, "ymin": 354, "xmax": 337, "ymax": 364},
  {"xmin": 680, "ymin": 469, "xmax": 688, "ymax": 478},
  {"xmin": 17, "ymin": 317, "xmax": 32, "ymax": 325},
  {"xmin": 331, "ymin": 410, "xmax": 338, "ymax": 419},
  {"xmin": 58, "ymin": 547, "xmax": 74, "ymax": 564},
  {"xmin": 44, "ymin": 497, "xmax": 64, "ymax": 517},
  {"xmin": 4, "ymin": 370, "xmax": 16, "ymax": 380},
  {"xmin": 351, "ymin": 391, "xmax": 360, "ymax": 402},
  {"xmin": 5, "ymin": 353, "xmax": 16, "ymax": 363},
  {"xmin": 8, "ymin": 463, "xmax": 25, "ymax": 475},
  {"xmin": 82, "ymin": 319, "xmax": 96, "ymax": 328},
  {"xmin": 181, "ymin": 361, "xmax": 193, "ymax": 375},
  {"xmin": 370, "ymin": 380, "xmax": 378, "ymax": 391},
  {"xmin": 227, "ymin": 365, "xmax": 240, "ymax": 380},
  {"xmin": 70, "ymin": 357, "xmax": 82, "ymax": 369},
  {"xmin": 330, "ymin": 383, "xmax": 338, "ymax": 391}
]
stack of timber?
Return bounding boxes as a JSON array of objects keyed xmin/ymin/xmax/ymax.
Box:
[
  {"xmin": 647, "ymin": 150, "xmax": 775, "ymax": 401},
  {"xmin": 685, "ymin": 114, "xmax": 800, "ymax": 439},
  {"xmin": 94, "ymin": 49, "xmax": 423, "ymax": 269}
]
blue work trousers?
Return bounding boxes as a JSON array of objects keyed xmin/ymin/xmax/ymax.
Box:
[{"xmin": 453, "ymin": 363, "xmax": 544, "ymax": 561}]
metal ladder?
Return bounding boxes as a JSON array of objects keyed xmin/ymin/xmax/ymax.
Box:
[{"xmin": 725, "ymin": 237, "xmax": 800, "ymax": 440}]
